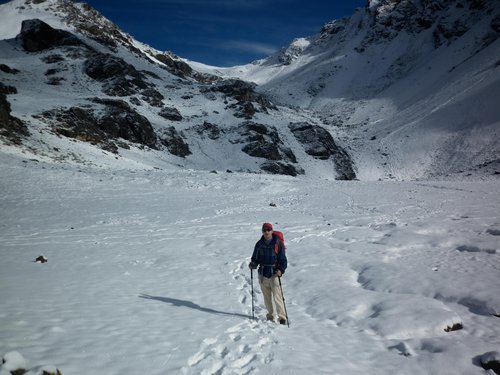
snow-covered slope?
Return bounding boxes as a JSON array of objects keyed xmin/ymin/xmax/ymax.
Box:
[
  {"xmin": 216, "ymin": 0, "xmax": 500, "ymax": 180},
  {"xmin": 1, "ymin": 2, "xmax": 499, "ymax": 374},
  {"xmin": 1, "ymin": 0, "xmax": 499, "ymax": 180},
  {"xmin": 1, "ymin": 152, "xmax": 499, "ymax": 374},
  {"xmin": 0, "ymin": 0, "xmax": 355, "ymax": 180}
]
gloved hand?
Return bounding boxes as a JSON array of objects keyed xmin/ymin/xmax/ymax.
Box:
[
  {"xmin": 275, "ymin": 270, "xmax": 282, "ymax": 277},
  {"xmin": 249, "ymin": 262, "xmax": 257, "ymax": 270}
]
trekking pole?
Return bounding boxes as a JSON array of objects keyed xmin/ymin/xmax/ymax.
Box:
[
  {"xmin": 250, "ymin": 268, "xmax": 255, "ymax": 320},
  {"xmin": 278, "ymin": 276, "xmax": 290, "ymax": 327}
]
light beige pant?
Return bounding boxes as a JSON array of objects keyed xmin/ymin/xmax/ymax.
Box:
[{"xmin": 259, "ymin": 275, "xmax": 286, "ymax": 321}]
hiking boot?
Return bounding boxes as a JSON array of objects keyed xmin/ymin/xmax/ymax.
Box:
[
  {"xmin": 267, "ymin": 316, "xmax": 274, "ymax": 322},
  {"xmin": 279, "ymin": 319, "xmax": 287, "ymax": 325}
]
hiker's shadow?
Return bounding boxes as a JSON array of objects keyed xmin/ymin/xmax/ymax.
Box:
[{"xmin": 139, "ymin": 294, "xmax": 250, "ymax": 319}]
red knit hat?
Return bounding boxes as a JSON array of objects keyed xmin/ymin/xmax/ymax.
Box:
[{"xmin": 262, "ymin": 223, "xmax": 273, "ymax": 231}]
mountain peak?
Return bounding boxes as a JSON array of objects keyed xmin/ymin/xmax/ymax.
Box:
[{"xmin": 1, "ymin": 0, "xmax": 499, "ymax": 180}]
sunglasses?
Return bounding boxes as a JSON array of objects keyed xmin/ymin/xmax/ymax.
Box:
[{"xmin": 262, "ymin": 228, "xmax": 273, "ymax": 232}]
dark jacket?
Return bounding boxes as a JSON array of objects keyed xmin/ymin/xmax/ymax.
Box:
[{"xmin": 250, "ymin": 234, "xmax": 287, "ymax": 278}]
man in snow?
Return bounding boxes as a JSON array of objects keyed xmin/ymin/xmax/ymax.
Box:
[{"xmin": 249, "ymin": 223, "xmax": 288, "ymax": 324}]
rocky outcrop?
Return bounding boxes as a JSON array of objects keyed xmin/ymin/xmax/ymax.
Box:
[
  {"xmin": 261, "ymin": 161, "xmax": 304, "ymax": 177},
  {"xmin": 155, "ymin": 52, "xmax": 193, "ymax": 78},
  {"xmin": 0, "ymin": 64, "xmax": 20, "ymax": 74},
  {"xmin": 355, "ymin": 0, "xmax": 499, "ymax": 52},
  {"xmin": 202, "ymin": 79, "xmax": 277, "ymax": 119},
  {"xmin": 38, "ymin": 99, "xmax": 158, "ymax": 153},
  {"xmin": 0, "ymin": 1, "xmax": 362, "ymax": 179},
  {"xmin": 235, "ymin": 121, "xmax": 301, "ymax": 176},
  {"xmin": 84, "ymin": 53, "xmax": 148, "ymax": 96},
  {"xmin": 239, "ymin": 122, "xmax": 296, "ymax": 163},
  {"xmin": 190, "ymin": 121, "xmax": 223, "ymax": 140},
  {"xmin": 153, "ymin": 52, "xmax": 220, "ymax": 84},
  {"xmin": 158, "ymin": 126, "xmax": 191, "ymax": 157},
  {"xmin": 141, "ymin": 88, "xmax": 164, "ymax": 107},
  {"xmin": 83, "ymin": 52, "xmax": 167, "ymax": 102},
  {"xmin": 289, "ymin": 122, "xmax": 356, "ymax": 180},
  {"xmin": 18, "ymin": 18, "xmax": 87, "ymax": 52},
  {"xmin": 0, "ymin": 84, "xmax": 29, "ymax": 145},
  {"xmin": 277, "ymin": 38, "xmax": 310, "ymax": 65},
  {"xmin": 159, "ymin": 106, "xmax": 183, "ymax": 121},
  {"xmin": 60, "ymin": 0, "xmax": 141, "ymax": 54}
]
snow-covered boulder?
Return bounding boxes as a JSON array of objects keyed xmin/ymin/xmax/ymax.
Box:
[
  {"xmin": 1, "ymin": 351, "xmax": 62, "ymax": 375},
  {"xmin": 1, "ymin": 351, "xmax": 27, "ymax": 374}
]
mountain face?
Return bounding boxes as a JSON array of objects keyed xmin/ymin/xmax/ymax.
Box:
[
  {"xmin": 1, "ymin": 0, "xmax": 499, "ymax": 180},
  {"xmin": 0, "ymin": 0, "xmax": 355, "ymax": 180},
  {"xmin": 217, "ymin": 0, "xmax": 500, "ymax": 180}
]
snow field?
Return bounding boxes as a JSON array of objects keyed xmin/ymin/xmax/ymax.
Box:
[{"xmin": 1, "ymin": 153, "xmax": 499, "ymax": 374}]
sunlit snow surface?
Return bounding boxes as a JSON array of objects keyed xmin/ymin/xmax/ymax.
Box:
[{"xmin": 1, "ymin": 152, "xmax": 499, "ymax": 374}]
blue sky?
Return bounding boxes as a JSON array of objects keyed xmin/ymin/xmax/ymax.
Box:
[
  {"xmin": 2, "ymin": 0, "xmax": 366, "ymax": 66},
  {"xmin": 81, "ymin": 0, "xmax": 366, "ymax": 66}
]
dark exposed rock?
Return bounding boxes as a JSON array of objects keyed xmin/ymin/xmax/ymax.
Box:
[
  {"xmin": 289, "ymin": 123, "xmax": 332, "ymax": 159},
  {"xmin": 39, "ymin": 100, "xmax": 158, "ymax": 152},
  {"xmin": 46, "ymin": 76, "xmax": 65, "ymax": 85},
  {"xmin": 45, "ymin": 68, "xmax": 61, "ymax": 76},
  {"xmin": 289, "ymin": 122, "xmax": 356, "ymax": 180},
  {"xmin": 0, "ymin": 64, "xmax": 20, "ymax": 74},
  {"xmin": 243, "ymin": 141, "xmax": 281, "ymax": 160},
  {"xmin": 84, "ymin": 52, "xmax": 151, "ymax": 97},
  {"xmin": 99, "ymin": 110, "xmax": 157, "ymax": 150},
  {"xmin": 155, "ymin": 52, "xmax": 193, "ymax": 78},
  {"xmin": 467, "ymin": 0, "xmax": 487, "ymax": 10},
  {"xmin": 35, "ymin": 255, "xmax": 48, "ymax": 263},
  {"xmin": 63, "ymin": 1, "xmax": 138, "ymax": 54},
  {"xmin": 84, "ymin": 52, "xmax": 143, "ymax": 81},
  {"xmin": 356, "ymin": 0, "xmax": 495, "ymax": 53},
  {"xmin": 433, "ymin": 19, "xmax": 470, "ymax": 47},
  {"xmin": 233, "ymin": 102, "xmax": 256, "ymax": 119},
  {"xmin": 261, "ymin": 161, "xmax": 304, "ymax": 177},
  {"xmin": 201, "ymin": 79, "xmax": 277, "ymax": 119},
  {"xmin": 89, "ymin": 99, "xmax": 157, "ymax": 149},
  {"xmin": 475, "ymin": 352, "xmax": 500, "ymax": 375},
  {"xmin": 204, "ymin": 79, "xmax": 255, "ymax": 101},
  {"xmin": 0, "ymin": 85, "xmax": 29, "ymax": 145},
  {"xmin": 0, "ymin": 83, "xmax": 17, "ymax": 95},
  {"xmin": 153, "ymin": 51, "xmax": 220, "ymax": 84},
  {"xmin": 158, "ymin": 126, "xmax": 191, "ymax": 157},
  {"xmin": 321, "ymin": 19, "xmax": 348, "ymax": 36},
  {"xmin": 90, "ymin": 97, "xmax": 131, "ymax": 110},
  {"xmin": 129, "ymin": 97, "xmax": 141, "ymax": 106},
  {"xmin": 159, "ymin": 106, "xmax": 183, "ymax": 121},
  {"xmin": 43, "ymin": 106, "xmax": 118, "ymax": 152},
  {"xmin": 141, "ymin": 88, "xmax": 164, "ymax": 107},
  {"xmin": 492, "ymin": 14, "xmax": 500, "ymax": 33},
  {"xmin": 239, "ymin": 121, "xmax": 297, "ymax": 164},
  {"xmin": 18, "ymin": 19, "xmax": 87, "ymax": 52},
  {"xmin": 444, "ymin": 322, "xmax": 463, "ymax": 332},
  {"xmin": 192, "ymin": 72, "xmax": 221, "ymax": 85},
  {"xmin": 191, "ymin": 121, "xmax": 223, "ymax": 140},
  {"xmin": 41, "ymin": 54, "xmax": 65, "ymax": 64}
]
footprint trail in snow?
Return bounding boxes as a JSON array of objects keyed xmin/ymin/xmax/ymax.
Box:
[{"xmin": 182, "ymin": 261, "xmax": 279, "ymax": 374}]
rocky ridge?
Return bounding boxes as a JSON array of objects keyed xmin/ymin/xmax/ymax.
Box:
[
  {"xmin": 231, "ymin": 0, "xmax": 500, "ymax": 180},
  {"xmin": 0, "ymin": 0, "xmax": 356, "ymax": 179}
]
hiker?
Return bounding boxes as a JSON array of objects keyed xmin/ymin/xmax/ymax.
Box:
[{"xmin": 249, "ymin": 223, "xmax": 288, "ymax": 324}]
